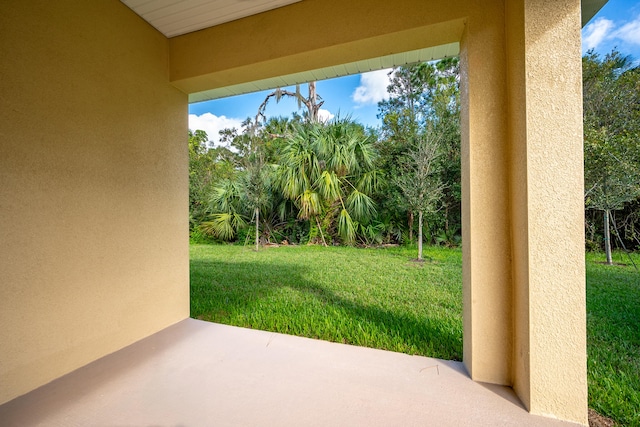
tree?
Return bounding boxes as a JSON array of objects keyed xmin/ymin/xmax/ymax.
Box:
[
  {"xmin": 583, "ymin": 50, "xmax": 640, "ymax": 263},
  {"xmin": 188, "ymin": 129, "xmax": 234, "ymax": 231},
  {"xmin": 428, "ymin": 59, "xmax": 461, "ymax": 245},
  {"xmin": 256, "ymin": 82, "xmax": 324, "ymax": 124},
  {"xmin": 376, "ymin": 58, "xmax": 461, "ymax": 245},
  {"xmin": 395, "ymin": 130, "xmax": 444, "ymax": 260},
  {"xmin": 276, "ymin": 118, "xmax": 379, "ymax": 245},
  {"xmin": 377, "ymin": 64, "xmax": 433, "ymax": 242},
  {"xmin": 201, "ymin": 121, "xmax": 275, "ymax": 249},
  {"xmin": 243, "ymin": 144, "xmax": 272, "ymax": 251},
  {"xmin": 201, "ymin": 176, "xmax": 248, "ymax": 240}
]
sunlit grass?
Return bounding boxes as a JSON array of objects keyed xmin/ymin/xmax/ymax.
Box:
[
  {"xmin": 586, "ymin": 251, "xmax": 640, "ymax": 427},
  {"xmin": 190, "ymin": 244, "xmax": 463, "ymax": 360}
]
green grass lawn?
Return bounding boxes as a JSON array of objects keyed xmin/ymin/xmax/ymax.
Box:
[
  {"xmin": 190, "ymin": 244, "xmax": 639, "ymax": 426},
  {"xmin": 586, "ymin": 252, "xmax": 640, "ymax": 427},
  {"xmin": 190, "ymin": 244, "xmax": 463, "ymax": 360}
]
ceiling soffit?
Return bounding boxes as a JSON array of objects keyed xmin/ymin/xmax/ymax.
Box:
[{"xmin": 120, "ymin": 0, "xmax": 302, "ymax": 38}]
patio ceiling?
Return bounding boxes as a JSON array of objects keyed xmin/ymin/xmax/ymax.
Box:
[
  {"xmin": 121, "ymin": 0, "xmax": 605, "ymax": 38},
  {"xmin": 120, "ymin": 0, "xmax": 303, "ymax": 37},
  {"xmin": 120, "ymin": 0, "xmax": 607, "ymax": 103}
]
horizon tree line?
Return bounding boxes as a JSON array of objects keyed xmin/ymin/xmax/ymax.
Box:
[{"xmin": 189, "ymin": 50, "xmax": 640, "ymax": 259}]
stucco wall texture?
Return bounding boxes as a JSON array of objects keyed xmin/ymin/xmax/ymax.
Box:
[
  {"xmin": 508, "ymin": 1, "xmax": 588, "ymax": 421},
  {"xmin": 0, "ymin": 0, "xmax": 189, "ymax": 404},
  {"xmin": 1, "ymin": 0, "xmax": 588, "ymax": 425}
]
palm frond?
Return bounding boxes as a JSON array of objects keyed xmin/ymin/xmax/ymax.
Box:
[
  {"xmin": 356, "ymin": 170, "xmax": 381, "ymax": 194},
  {"xmin": 276, "ymin": 164, "xmax": 308, "ymax": 200},
  {"xmin": 298, "ymin": 190, "xmax": 322, "ymax": 219},
  {"xmin": 200, "ymin": 212, "xmax": 247, "ymax": 241},
  {"xmin": 315, "ymin": 170, "xmax": 341, "ymax": 202},
  {"xmin": 338, "ymin": 208, "xmax": 356, "ymax": 244},
  {"xmin": 210, "ymin": 178, "xmax": 243, "ymax": 212},
  {"xmin": 346, "ymin": 189, "xmax": 377, "ymax": 222}
]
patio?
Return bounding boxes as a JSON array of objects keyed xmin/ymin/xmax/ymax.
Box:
[
  {"xmin": 0, "ymin": 319, "xmax": 580, "ymax": 426},
  {"xmin": 1, "ymin": 1, "xmax": 602, "ymax": 424}
]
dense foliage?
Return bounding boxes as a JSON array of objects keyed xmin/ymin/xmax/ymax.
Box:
[
  {"xmin": 376, "ymin": 58, "xmax": 460, "ymax": 249},
  {"xmin": 583, "ymin": 50, "xmax": 640, "ymax": 258},
  {"xmin": 189, "ymin": 59, "xmax": 461, "ymax": 247},
  {"xmin": 189, "ymin": 51, "xmax": 640, "ymax": 253}
]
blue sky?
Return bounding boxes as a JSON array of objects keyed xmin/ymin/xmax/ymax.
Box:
[{"xmin": 189, "ymin": 0, "xmax": 640, "ymax": 145}]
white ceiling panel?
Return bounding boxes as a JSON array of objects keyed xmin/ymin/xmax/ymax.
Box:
[{"xmin": 121, "ymin": 0, "xmax": 303, "ymax": 37}]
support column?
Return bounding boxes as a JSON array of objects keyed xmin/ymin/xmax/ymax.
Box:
[
  {"xmin": 460, "ymin": 5, "xmax": 512, "ymax": 386},
  {"xmin": 506, "ymin": 0, "xmax": 587, "ymax": 424}
]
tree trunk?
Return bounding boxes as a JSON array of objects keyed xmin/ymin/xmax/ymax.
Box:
[
  {"xmin": 604, "ymin": 209, "xmax": 612, "ymax": 265},
  {"xmin": 255, "ymin": 207, "xmax": 260, "ymax": 252},
  {"xmin": 408, "ymin": 211, "xmax": 414, "ymax": 243},
  {"xmin": 444, "ymin": 202, "xmax": 449, "ymax": 234},
  {"xmin": 418, "ymin": 210, "xmax": 423, "ymax": 261},
  {"xmin": 316, "ymin": 216, "xmax": 327, "ymax": 247},
  {"xmin": 308, "ymin": 81, "xmax": 318, "ymax": 122}
]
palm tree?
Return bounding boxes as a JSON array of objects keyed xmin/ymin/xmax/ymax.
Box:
[
  {"xmin": 277, "ymin": 117, "xmax": 379, "ymax": 245},
  {"xmin": 200, "ymin": 177, "xmax": 248, "ymax": 241},
  {"xmin": 201, "ymin": 122, "xmax": 275, "ymax": 249}
]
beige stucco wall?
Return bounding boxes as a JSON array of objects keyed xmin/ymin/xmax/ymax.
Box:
[
  {"xmin": 506, "ymin": 0, "xmax": 588, "ymax": 422},
  {"xmin": 459, "ymin": 2, "xmax": 513, "ymax": 387},
  {"xmin": 0, "ymin": 0, "xmax": 189, "ymax": 404}
]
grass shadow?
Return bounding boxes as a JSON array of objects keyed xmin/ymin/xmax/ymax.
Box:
[{"xmin": 190, "ymin": 247, "xmax": 462, "ymax": 361}]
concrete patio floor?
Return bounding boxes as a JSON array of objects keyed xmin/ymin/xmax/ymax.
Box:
[{"xmin": 0, "ymin": 319, "xmax": 582, "ymax": 426}]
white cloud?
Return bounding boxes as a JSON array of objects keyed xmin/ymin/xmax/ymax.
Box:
[
  {"xmin": 188, "ymin": 113, "xmax": 243, "ymax": 147},
  {"xmin": 318, "ymin": 108, "xmax": 335, "ymax": 123},
  {"xmin": 615, "ymin": 16, "xmax": 640, "ymax": 46},
  {"xmin": 582, "ymin": 14, "xmax": 640, "ymax": 52},
  {"xmin": 352, "ymin": 69, "xmax": 393, "ymax": 106},
  {"xmin": 582, "ymin": 17, "xmax": 615, "ymax": 50}
]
